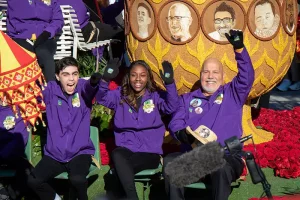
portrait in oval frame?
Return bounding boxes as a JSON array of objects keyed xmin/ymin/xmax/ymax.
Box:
[
  {"xmin": 282, "ymin": 0, "xmax": 298, "ymax": 36},
  {"xmin": 129, "ymin": 0, "xmax": 157, "ymax": 41},
  {"xmin": 247, "ymin": 0, "xmax": 281, "ymax": 41},
  {"xmin": 157, "ymin": 0, "xmax": 200, "ymax": 45},
  {"xmin": 201, "ymin": 0, "xmax": 246, "ymax": 44}
]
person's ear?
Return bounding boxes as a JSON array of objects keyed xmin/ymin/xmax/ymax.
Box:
[{"xmin": 55, "ymin": 74, "xmax": 60, "ymax": 81}]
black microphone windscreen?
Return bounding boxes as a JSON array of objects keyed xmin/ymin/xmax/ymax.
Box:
[{"xmin": 164, "ymin": 141, "xmax": 226, "ymax": 187}]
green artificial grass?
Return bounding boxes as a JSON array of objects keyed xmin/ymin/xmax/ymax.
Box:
[{"xmin": 31, "ymin": 133, "xmax": 300, "ymax": 200}]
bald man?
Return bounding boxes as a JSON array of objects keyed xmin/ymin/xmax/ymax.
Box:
[
  {"xmin": 163, "ymin": 30, "xmax": 254, "ymax": 200},
  {"xmin": 167, "ymin": 3, "xmax": 192, "ymax": 42}
]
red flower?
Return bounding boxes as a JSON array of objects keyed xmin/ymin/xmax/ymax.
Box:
[{"xmin": 108, "ymin": 81, "xmax": 119, "ymax": 90}]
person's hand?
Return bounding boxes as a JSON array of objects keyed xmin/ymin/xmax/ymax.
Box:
[
  {"xmin": 175, "ymin": 129, "xmax": 195, "ymax": 144},
  {"xmin": 160, "ymin": 61, "xmax": 174, "ymax": 85},
  {"xmin": 90, "ymin": 73, "xmax": 102, "ymax": 87},
  {"xmin": 103, "ymin": 58, "xmax": 121, "ymax": 82},
  {"xmin": 225, "ymin": 30, "xmax": 244, "ymax": 50},
  {"xmin": 34, "ymin": 31, "xmax": 51, "ymax": 49}
]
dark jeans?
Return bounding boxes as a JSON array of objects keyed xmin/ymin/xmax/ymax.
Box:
[
  {"xmin": 82, "ymin": 22, "xmax": 125, "ymax": 58},
  {"xmin": 111, "ymin": 147, "xmax": 160, "ymax": 200},
  {"xmin": 13, "ymin": 38, "xmax": 57, "ymax": 82},
  {"xmin": 163, "ymin": 152, "xmax": 244, "ymax": 200},
  {"xmin": 27, "ymin": 154, "xmax": 92, "ymax": 200}
]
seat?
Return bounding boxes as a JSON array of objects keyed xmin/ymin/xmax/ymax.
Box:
[
  {"xmin": 61, "ymin": 5, "xmax": 113, "ymax": 59},
  {"xmin": 0, "ymin": 130, "xmax": 32, "ymax": 178},
  {"xmin": 134, "ymin": 164, "xmax": 162, "ymax": 200},
  {"xmin": 54, "ymin": 126, "xmax": 100, "ymax": 179},
  {"xmin": 0, "ymin": 1, "xmax": 74, "ymax": 60}
]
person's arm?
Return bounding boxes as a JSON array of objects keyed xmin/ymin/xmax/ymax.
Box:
[
  {"xmin": 95, "ymin": 58, "xmax": 121, "ymax": 110},
  {"xmin": 44, "ymin": 0, "xmax": 64, "ymax": 38},
  {"xmin": 81, "ymin": 77, "xmax": 100, "ymax": 107},
  {"xmin": 96, "ymin": 80, "xmax": 119, "ymax": 110},
  {"xmin": 225, "ymin": 30, "xmax": 255, "ymax": 106},
  {"xmin": 101, "ymin": 0, "xmax": 124, "ymax": 21},
  {"xmin": 229, "ymin": 48, "xmax": 255, "ymax": 106}
]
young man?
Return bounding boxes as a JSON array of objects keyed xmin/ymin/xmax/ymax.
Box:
[
  {"xmin": 164, "ymin": 30, "xmax": 254, "ymax": 200},
  {"xmin": 27, "ymin": 57, "xmax": 102, "ymax": 200}
]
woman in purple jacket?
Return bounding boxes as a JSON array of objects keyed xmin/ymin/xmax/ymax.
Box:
[
  {"xmin": 6, "ymin": 0, "xmax": 64, "ymax": 82},
  {"xmin": 96, "ymin": 59, "xmax": 179, "ymax": 199}
]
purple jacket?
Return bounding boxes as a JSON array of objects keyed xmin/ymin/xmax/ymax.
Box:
[
  {"xmin": 60, "ymin": 0, "xmax": 89, "ymax": 29},
  {"xmin": 96, "ymin": 81, "xmax": 179, "ymax": 154},
  {"xmin": 43, "ymin": 79, "xmax": 97, "ymax": 162},
  {"xmin": 101, "ymin": 0, "xmax": 124, "ymax": 26},
  {"xmin": 0, "ymin": 105, "xmax": 29, "ymax": 160},
  {"xmin": 169, "ymin": 48, "xmax": 254, "ymax": 146},
  {"xmin": 7, "ymin": 0, "xmax": 63, "ymax": 39}
]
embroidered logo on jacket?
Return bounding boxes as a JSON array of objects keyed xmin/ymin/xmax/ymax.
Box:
[
  {"xmin": 214, "ymin": 93, "xmax": 223, "ymax": 104},
  {"xmin": 3, "ymin": 116, "xmax": 16, "ymax": 130},
  {"xmin": 143, "ymin": 99, "xmax": 155, "ymax": 113},
  {"xmin": 72, "ymin": 93, "xmax": 80, "ymax": 107}
]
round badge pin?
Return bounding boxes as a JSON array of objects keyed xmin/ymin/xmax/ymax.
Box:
[
  {"xmin": 195, "ymin": 107, "xmax": 203, "ymax": 114},
  {"xmin": 190, "ymin": 98, "xmax": 202, "ymax": 107}
]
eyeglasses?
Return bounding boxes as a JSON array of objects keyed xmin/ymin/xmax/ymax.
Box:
[
  {"xmin": 214, "ymin": 18, "xmax": 232, "ymax": 24},
  {"xmin": 166, "ymin": 16, "xmax": 189, "ymax": 22}
]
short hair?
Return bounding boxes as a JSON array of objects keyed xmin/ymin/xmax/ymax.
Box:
[
  {"xmin": 137, "ymin": 3, "xmax": 151, "ymax": 18},
  {"xmin": 255, "ymin": 0, "xmax": 275, "ymax": 15},
  {"xmin": 214, "ymin": 2, "xmax": 236, "ymax": 20},
  {"xmin": 55, "ymin": 57, "xmax": 79, "ymax": 74},
  {"xmin": 169, "ymin": 3, "xmax": 191, "ymax": 18}
]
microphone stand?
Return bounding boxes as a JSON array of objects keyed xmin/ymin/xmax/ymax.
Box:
[{"xmin": 224, "ymin": 135, "xmax": 273, "ymax": 200}]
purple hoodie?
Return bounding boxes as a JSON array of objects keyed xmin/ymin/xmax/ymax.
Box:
[
  {"xmin": 7, "ymin": 0, "xmax": 64, "ymax": 39},
  {"xmin": 169, "ymin": 48, "xmax": 254, "ymax": 146},
  {"xmin": 59, "ymin": 0, "xmax": 89, "ymax": 28},
  {"xmin": 0, "ymin": 105, "xmax": 29, "ymax": 160},
  {"xmin": 42, "ymin": 79, "xmax": 97, "ymax": 162},
  {"xmin": 96, "ymin": 81, "xmax": 179, "ymax": 154}
]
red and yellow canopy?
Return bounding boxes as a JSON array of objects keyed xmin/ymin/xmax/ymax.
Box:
[{"xmin": 0, "ymin": 31, "xmax": 45, "ymax": 128}]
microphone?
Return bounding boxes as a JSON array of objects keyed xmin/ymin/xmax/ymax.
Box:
[
  {"xmin": 224, "ymin": 135, "xmax": 253, "ymax": 151},
  {"xmin": 164, "ymin": 135, "xmax": 253, "ymax": 187},
  {"xmin": 164, "ymin": 141, "xmax": 226, "ymax": 187}
]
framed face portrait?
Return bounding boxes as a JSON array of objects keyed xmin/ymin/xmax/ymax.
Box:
[
  {"xmin": 282, "ymin": 0, "xmax": 298, "ymax": 36},
  {"xmin": 201, "ymin": 0, "xmax": 246, "ymax": 44},
  {"xmin": 157, "ymin": 0, "xmax": 200, "ymax": 45},
  {"xmin": 247, "ymin": 0, "xmax": 281, "ymax": 41},
  {"xmin": 129, "ymin": 0, "xmax": 156, "ymax": 41}
]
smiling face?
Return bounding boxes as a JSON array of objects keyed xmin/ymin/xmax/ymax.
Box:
[
  {"xmin": 214, "ymin": 11, "xmax": 236, "ymax": 39},
  {"xmin": 286, "ymin": 0, "xmax": 294, "ymax": 30},
  {"xmin": 167, "ymin": 4, "xmax": 192, "ymax": 40},
  {"xmin": 200, "ymin": 58, "xmax": 224, "ymax": 96},
  {"xmin": 254, "ymin": 3, "xmax": 275, "ymax": 31},
  {"xmin": 55, "ymin": 66, "xmax": 79, "ymax": 95},
  {"xmin": 137, "ymin": 6, "xmax": 151, "ymax": 27},
  {"xmin": 129, "ymin": 64, "xmax": 148, "ymax": 95}
]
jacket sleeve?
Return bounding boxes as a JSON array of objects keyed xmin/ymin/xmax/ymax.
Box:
[
  {"xmin": 157, "ymin": 82, "xmax": 179, "ymax": 115},
  {"xmin": 101, "ymin": 0, "xmax": 124, "ymax": 21},
  {"xmin": 229, "ymin": 48, "xmax": 255, "ymax": 107},
  {"xmin": 44, "ymin": 0, "xmax": 64, "ymax": 38},
  {"xmin": 168, "ymin": 96, "xmax": 187, "ymax": 139},
  {"xmin": 81, "ymin": 79, "xmax": 98, "ymax": 108},
  {"xmin": 96, "ymin": 80, "xmax": 120, "ymax": 110},
  {"xmin": 41, "ymin": 82, "xmax": 51, "ymax": 105}
]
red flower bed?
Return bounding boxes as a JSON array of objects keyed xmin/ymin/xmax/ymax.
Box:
[{"xmin": 244, "ymin": 107, "xmax": 300, "ymax": 178}]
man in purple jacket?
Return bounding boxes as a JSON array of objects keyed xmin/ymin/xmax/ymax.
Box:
[
  {"xmin": 0, "ymin": 106, "xmax": 33, "ymax": 199},
  {"xmin": 6, "ymin": 0, "xmax": 64, "ymax": 82},
  {"xmin": 164, "ymin": 30, "xmax": 255, "ymax": 200},
  {"xmin": 27, "ymin": 57, "xmax": 102, "ymax": 200}
]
